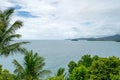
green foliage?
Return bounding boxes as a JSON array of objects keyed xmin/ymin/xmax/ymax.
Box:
[
  {"xmin": 68, "ymin": 61, "xmax": 77, "ymax": 74},
  {"xmin": 78, "ymin": 54, "xmax": 93, "ymax": 67},
  {"xmin": 48, "ymin": 75, "xmax": 64, "ymax": 80},
  {"xmin": 56, "ymin": 68, "xmax": 66, "ymax": 77},
  {"xmin": 110, "ymin": 73, "xmax": 120, "ymax": 80},
  {"xmin": 47, "ymin": 67, "xmax": 66, "ymax": 80},
  {"xmin": 0, "ymin": 8, "xmax": 29, "ymax": 56},
  {"xmin": 0, "ymin": 65, "xmax": 15, "ymax": 80},
  {"xmin": 67, "ymin": 55, "xmax": 120, "ymax": 80},
  {"xmin": 92, "ymin": 55, "xmax": 99, "ymax": 61},
  {"xmin": 13, "ymin": 50, "xmax": 51, "ymax": 80},
  {"xmin": 89, "ymin": 56, "xmax": 120, "ymax": 80},
  {"xmin": 70, "ymin": 65, "xmax": 88, "ymax": 80}
]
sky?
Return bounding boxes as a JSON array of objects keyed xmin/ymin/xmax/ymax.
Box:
[{"xmin": 0, "ymin": 0, "xmax": 120, "ymax": 40}]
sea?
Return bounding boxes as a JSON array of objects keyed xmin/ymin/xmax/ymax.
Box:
[{"xmin": 0, "ymin": 40, "xmax": 120, "ymax": 74}]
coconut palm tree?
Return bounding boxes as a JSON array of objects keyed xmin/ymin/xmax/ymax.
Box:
[
  {"xmin": 13, "ymin": 50, "xmax": 51, "ymax": 80},
  {"xmin": 0, "ymin": 8, "xmax": 28, "ymax": 56},
  {"xmin": 56, "ymin": 68, "xmax": 66, "ymax": 77}
]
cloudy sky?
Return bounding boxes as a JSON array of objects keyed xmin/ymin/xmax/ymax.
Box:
[{"xmin": 0, "ymin": 0, "xmax": 120, "ymax": 40}]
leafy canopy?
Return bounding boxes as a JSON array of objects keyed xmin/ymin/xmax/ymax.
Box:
[
  {"xmin": 13, "ymin": 50, "xmax": 51, "ymax": 80},
  {"xmin": 0, "ymin": 8, "xmax": 29, "ymax": 56}
]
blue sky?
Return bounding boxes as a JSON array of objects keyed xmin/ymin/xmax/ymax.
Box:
[{"xmin": 0, "ymin": 0, "xmax": 120, "ymax": 39}]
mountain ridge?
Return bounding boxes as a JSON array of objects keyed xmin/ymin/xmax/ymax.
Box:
[{"xmin": 70, "ymin": 34, "xmax": 120, "ymax": 42}]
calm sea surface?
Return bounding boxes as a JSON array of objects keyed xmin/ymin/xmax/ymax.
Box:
[{"xmin": 0, "ymin": 40, "xmax": 120, "ymax": 73}]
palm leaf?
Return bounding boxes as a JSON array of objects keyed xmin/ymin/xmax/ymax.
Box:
[
  {"xmin": 0, "ymin": 8, "xmax": 28, "ymax": 56},
  {"xmin": 13, "ymin": 60, "xmax": 24, "ymax": 74},
  {"xmin": 13, "ymin": 50, "xmax": 51, "ymax": 80},
  {"xmin": 0, "ymin": 34, "xmax": 21, "ymax": 45},
  {"xmin": 56, "ymin": 68, "xmax": 65, "ymax": 76},
  {"xmin": 38, "ymin": 70, "xmax": 51, "ymax": 77},
  {"xmin": 0, "ymin": 42, "xmax": 29, "ymax": 56},
  {"xmin": 3, "ymin": 8, "xmax": 14, "ymax": 21},
  {"xmin": 13, "ymin": 59, "xmax": 25, "ymax": 79},
  {"xmin": 4, "ymin": 21, "xmax": 23, "ymax": 36}
]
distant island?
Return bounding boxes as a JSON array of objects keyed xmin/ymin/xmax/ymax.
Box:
[{"xmin": 69, "ymin": 34, "xmax": 120, "ymax": 42}]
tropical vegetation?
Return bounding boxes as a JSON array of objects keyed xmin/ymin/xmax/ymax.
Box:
[
  {"xmin": 13, "ymin": 50, "xmax": 50, "ymax": 80},
  {"xmin": 48, "ymin": 54, "xmax": 120, "ymax": 80},
  {"xmin": 0, "ymin": 65, "xmax": 15, "ymax": 80},
  {"xmin": 0, "ymin": 8, "xmax": 120, "ymax": 80},
  {"xmin": 0, "ymin": 8, "xmax": 28, "ymax": 56}
]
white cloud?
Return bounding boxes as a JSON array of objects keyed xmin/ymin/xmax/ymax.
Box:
[{"xmin": 0, "ymin": 0, "xmax": 120, "ymax": 39}]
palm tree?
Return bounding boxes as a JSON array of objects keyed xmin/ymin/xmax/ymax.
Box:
[
  {"xmin": 0, "ymin": 8, "xmax": 28, "ymax": 56},
  {"xmin": 13, "ymin": 50, "xmax": 51, "ymax": 80},
  {"xmin": 56, "ymin": 68, "xmax": 66, "ymax": 77}
]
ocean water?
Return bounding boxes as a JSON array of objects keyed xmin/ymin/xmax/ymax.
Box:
[{"xmin": 0, "ymin": 40, "xmax": 120, "ymax": 74}]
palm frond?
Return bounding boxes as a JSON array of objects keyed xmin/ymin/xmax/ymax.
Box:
[
  {"xmin": 0, "ymin": 8, "xmax": 28, "ymax": 56},
  {"xmin": 13, "ymin": 50, "xmax": 50, "ymax": 79},
  {"xmin": 0, "ymin": 42, "xmax": 29, "ymax": 56},
  {"xmin": 0, "ymin": 9, "xmax": 13, "ymax": 31},
  {"xmin": 13, "ymin": 59, "xmax": 24, "ymax": 74},
  {"xmin": 0, "ymin": 34, "xmax": 22, "ymax": 45},
  {"xmin": 4, "ymin": 20, "xmax": 23, "ymax": 35},
  {"xmin": 38, "ymin": 70, "xmax": 51, "ymax": 77},
  {"xmin": 3, "ymin": 8, "xmax": 14, "ymax": 21},
  {"xmin": 13, "ymin": 59, "xmax": 25, "ymax": 79},
  {"xmin": 56, "ymin": 68, "xmax": 65, "ymax": 76},
  {"xmin": 34, "ymin": 57, "xmax": 45, "ymax": 70}
]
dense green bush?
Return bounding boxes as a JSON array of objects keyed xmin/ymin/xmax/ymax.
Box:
[
  {"xmin": 0, "ymin": 65, "xmax": 15, "ymax": 80},
  {"xmin": 47, "ymin": 54, "xmax": 120, "ymax": 80},
  {"xmin": 89, "ymin": 56, "xmax": 120, "ymax": 80},
  {"xmin": 69, "ymin": 65, "xmax": 88, "ymax": 80}
]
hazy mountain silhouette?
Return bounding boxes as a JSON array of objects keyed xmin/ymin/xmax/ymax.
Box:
[{"xmin": 70, "ymin": 34, "xmax": 120, "ymax": 42}]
